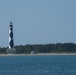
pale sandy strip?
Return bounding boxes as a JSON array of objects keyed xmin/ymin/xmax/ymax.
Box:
[{"xmin": 0, "ymin": 53, "xmax": 76, "ymax": 56}]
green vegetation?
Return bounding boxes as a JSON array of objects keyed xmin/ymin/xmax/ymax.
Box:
[{"xmin": 0, "ymin": 43, "xmax": 76, "ymax": 54}]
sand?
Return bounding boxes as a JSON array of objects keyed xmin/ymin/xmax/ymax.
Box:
[{"xmin": 0, "ymin": 53, "xmax": 76, "ymax": 56}]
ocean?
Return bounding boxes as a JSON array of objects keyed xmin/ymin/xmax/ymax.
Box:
[{"xmin": 0, "ymin": 55, "xmax": 76, "ymax": 75}]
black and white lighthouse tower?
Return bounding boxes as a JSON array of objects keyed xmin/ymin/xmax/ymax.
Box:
[{"xmin": 7, "ymin": 22, "xmax": 16, "ymax": 54}]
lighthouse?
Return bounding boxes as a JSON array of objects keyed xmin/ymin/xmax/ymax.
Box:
[{"xmin": 7, "ymin": 22, "xmax": 16, "ymax": 54}]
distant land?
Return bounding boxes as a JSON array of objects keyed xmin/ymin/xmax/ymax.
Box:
[{"xmin": 0, "ymin": 43, "xmax": 76, "ymax": 54}]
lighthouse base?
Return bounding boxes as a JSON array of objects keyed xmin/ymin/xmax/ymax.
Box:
[{"xmin": 6, "ymin": 48, "xmax": 16, "ymax": 54}]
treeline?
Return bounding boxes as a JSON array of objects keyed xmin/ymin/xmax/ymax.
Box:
[{"xmin": 0, "ymin": 43, "xmax": 76, "ymax": 54}]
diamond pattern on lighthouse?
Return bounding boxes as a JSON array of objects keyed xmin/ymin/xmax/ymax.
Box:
[
  {"xmin": 10, "ymin": 31, "xmax": 13, "ymax": 38},
  {"xmin": 9, "ymin": 22, "xmax": 14, "ymax": 49},
  {"xmin": 6, "ymin": 22, "xmax": 16, "ymax": 54},
  {"xmin": 9, "ymin": 39, "xmax": 14, "ymax": 48}
]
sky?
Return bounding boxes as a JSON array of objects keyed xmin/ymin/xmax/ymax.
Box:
[{"xmin": 0, "ymin": 0, "xmax": 76, "ymax": 47}]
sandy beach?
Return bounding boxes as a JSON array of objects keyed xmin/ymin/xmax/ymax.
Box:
[{"xmin": 0, "ymin": 53, "xmax": 76, "ymax": 56}]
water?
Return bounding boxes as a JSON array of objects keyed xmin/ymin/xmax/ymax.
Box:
[{"xmin": 0, "ymin": 55, "xmax": 76, "ymax": 75}]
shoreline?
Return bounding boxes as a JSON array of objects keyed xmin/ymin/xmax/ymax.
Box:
[{"xmin": 0, "ymin": 53, "xmax": 76, "ymax": 56}]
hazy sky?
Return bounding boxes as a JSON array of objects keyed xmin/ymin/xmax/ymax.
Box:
[{"xmin": 0, "ymin": 0, "xmax": 76, "ymax": 47}]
